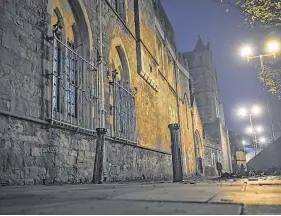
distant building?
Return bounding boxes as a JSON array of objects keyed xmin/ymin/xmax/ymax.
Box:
[
  {"xmin": 229, "ymin": 131, "xmax": 247, "ymax": 172},
  {"xmin": 183, "ymin": 37, "xmax": 232, "ymax": 175}
]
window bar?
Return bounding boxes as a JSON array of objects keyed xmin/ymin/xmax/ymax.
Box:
[
  {"xmin": 89, "ymin": 64, "xmax": 92, "ymax": 131},
  {"xmin": 86, "ymin": 63, "xmax": 90, "ymax": 129},
  {"xmin": 56, "ymin": 39, "xmax": 60, "ymax": 120},
  {"xmin": 69, "ymin": 44, "xmax": 72, "ymax": 126},
  {"xmin": 88, "ymin": 64, "xmax": 91, "ymax": 129},
  {"xmin": 129, "ymin": 91, "xmax": 133, "ymax": 141},
  {"xmin": 81, "ymin": 59, "xmax": 85, "ymax": 129},
  {"xmin": 119, "ymin": 84, "xmax": 122, "ymax": 138},
  {"xmin": 76, "ymin": 52, "xmax": 80, "ymax": 129},
  {"xmin": 97, "ymin": 58, "xmax": 101, "ymax": 128},
  {"xmin": 80, "ymin": 59, "xmax": 84, "ymax": 128},
  {"xmin": 126, "ymin": 91, "xmax": 129, "ymax": 141},
  {"xmin": 51, "ymin": 33, "xmax": 56, "ymax": 124},
  {"xmin": 60, "ymin": 40, "xmax": 64, "ymax": 123},
  {"xmin": 133, "ymin": 98, "xmax": 136, "ymax": 142},
  {"xmin": 113, "ymin": 73, "xmax": 117, "ymax": 137}
]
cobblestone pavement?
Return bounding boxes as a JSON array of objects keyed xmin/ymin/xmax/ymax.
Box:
[{"xmin": 1, "ymin": 176, "xmax": 281, "ymax": 215}]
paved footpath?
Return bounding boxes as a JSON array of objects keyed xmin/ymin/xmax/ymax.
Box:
[{"xmin": 1, "ymin": 177, "xmax": 281, "ymax": 215}]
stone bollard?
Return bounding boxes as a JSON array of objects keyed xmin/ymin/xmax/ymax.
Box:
[
  {"xmin": 168, "ymin": 123, "xmax": 183, "ymax": 182},
  {"xmin": 92, "ymin": 128, "xmax": 107, "ymax": 184}
]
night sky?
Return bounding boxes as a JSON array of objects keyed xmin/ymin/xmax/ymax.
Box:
[{"xmin": 161, "ymin": 0, "xmax": 281, "ymax": 136}]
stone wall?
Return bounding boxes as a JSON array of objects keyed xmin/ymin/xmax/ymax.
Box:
[
  {"xmin": 0, "ymin": 114, "xmax": 172, "ymax": 185},
  {"xmin": 105, "ymin": 140, "xmax": 172, "ymax": 181},
  {"xmin": 0, "ymin": 0, "xmax": 195, "ymax": 184},
  {"xmin": 0, "ymin": 115, "xmax": 97, "ymax": 185}
]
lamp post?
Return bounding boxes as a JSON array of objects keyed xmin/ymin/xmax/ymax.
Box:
[
  {"xmin": 237, "ymin": 106, "xmax": 262, "ymax": 156},
  {"xmin": 258, "ymin": 137, "xmax": 267, "ymax": 150},
  {"xmin": 245, "ymin": 125, "xmax": 264, "ymax": 156},
  {"xmin": 240, "ymin": 40, "xmax": 280, "ymax": 142}
]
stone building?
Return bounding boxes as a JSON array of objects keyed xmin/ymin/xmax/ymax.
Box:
[
  {"xmin": 183, "ymin": 37, "xmax": 232, "ymax": 175},
  {"xmin": 0, "ymin": 0, "xmax": 205, "ymax": 185}
]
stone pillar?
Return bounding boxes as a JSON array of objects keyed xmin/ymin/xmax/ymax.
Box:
[
  {"xmin": 168, "ymin": 123, "xmax": 183, "ymax": 182},
  {"xmin": 92, "ymin": 128, "xmax": 107, "ymax": 184}
]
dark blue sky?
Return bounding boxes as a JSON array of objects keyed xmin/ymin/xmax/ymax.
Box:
[{"xmin": 161, "ymin": 0, "xmax": 280, "ymax": 134}]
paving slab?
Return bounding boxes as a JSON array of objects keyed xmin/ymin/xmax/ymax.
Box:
[
  {"xmin": 243, "ymin": 205, "xmax": 281, "ymax": 215},
  {"xmin": 111, "ymin": 185, "xmax": 220, "ymax": 202},
  {"xmin": 246, "ymin": 185, "xmax": 281, "ymax": 193},
  {"xmin": 0, "ymin": 200, "xmax": 243, "ymax": 215},
  {"xmin": 209, "ymin": 192, "xmax": 281, "ymax": 205}
]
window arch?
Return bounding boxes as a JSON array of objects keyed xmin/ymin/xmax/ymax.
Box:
[{"xmin": 49, "ymin": 0, "xmax": 97, "ymax": 131}]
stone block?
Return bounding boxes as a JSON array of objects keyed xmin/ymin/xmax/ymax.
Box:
[
  {"xmin": 24, "ymin": 178, "xmax": 34, "ymax": 185},
  {"xmin": 36, "ymin": 130, "xmax": 49, "ymax": 145},
  {"xmin": 0, "ymin": 139, "xmax": 5, "ymax": 148},
  {"xmin": 244, "ymin": 205, "xmax": 281, "ymax": 215},
  {"xmin": 31, "ymin": 147, "xmax": 41, "ymax": 157},
  {"xmin": 2, "ymin": 28, "xmax": 20, "ymax": 53}
]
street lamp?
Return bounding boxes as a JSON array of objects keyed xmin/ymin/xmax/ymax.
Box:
[
  {"xmin": 241, "ymin": 46, "xmax": 252, "ymax": 58},
  {"xmin": 256, "ymin": 126, "xmax": 264, "ymax": 133},
  {"xmin": 244, "ymin": 125, "xmax": 265, "ymax": 155},
  {"xmin": 267, "ymin": 40, "xmax": 279, "ymax": 56},
  {"xmin": 246, "ymin": 126, "xmax": 254, "ymax": 134},
  {"xmin": 251, "ymin": 106, "xmax": 261, "ymax": 116},
  {"xmin": 240, "ymin": 40, "xmax": 279, "ymax": 142},
  {"xmin": 238, "ymin": 105, "xmax": 263, "ymax": 156}
]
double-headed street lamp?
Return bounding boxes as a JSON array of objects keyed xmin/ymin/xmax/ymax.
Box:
[{"xmin": 240, "ymin": 40, "xmax": 280, "ymax": 142}]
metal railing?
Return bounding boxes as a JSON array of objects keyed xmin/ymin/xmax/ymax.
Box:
[
  {"xmin": 50, "ymin": 35, "xmax": 99, "ymax": 133},
  {"xmin": 111, "ymin": 72, "xmax": 137, "ymax": 142}
]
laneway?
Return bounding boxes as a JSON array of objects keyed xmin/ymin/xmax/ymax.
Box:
[{"xmin": 1, "ymin": 177, "xmax": 281, "ymax": 215}]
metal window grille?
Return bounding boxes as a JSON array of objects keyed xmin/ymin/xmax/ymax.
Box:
[
  {"xmin": 51, "ymin": 35, "xmax": 99, "ymax": 133},
  {"xmin": 112, "ymin": 73, "xmax": 136, "ymax": 143}
]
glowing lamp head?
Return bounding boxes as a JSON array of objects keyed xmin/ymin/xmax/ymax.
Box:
[
  {"xmin": 238, "ymin": 107, "xmax": 248, "ymax": 117},
  {"xmin": 241, "ymin": 46, "xmax": 252, "ymax": 58},
  {"xmin": 251, "ymin": 105, "xmax": 261, "ymax": 116},
  {"xmin": 246, "ymin": 126, "xmax": 254, "ymax": 134},
  {"xmin": 267, "ymin": 40, "xmax": 280, "ymax": 53},
  {"xmin": 242, "ymin": 140, "xmax": 246, "ymax": 145},
  {"xmin": 256, "ymin": 126, "xmax": 263, "ymax": 133}
]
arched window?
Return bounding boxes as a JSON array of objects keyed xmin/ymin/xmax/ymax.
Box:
[
  {"xmin": 49, "ymin": 0, "xmax": 96, "ymax": 131},
  {"xmin": 110, "ymin": 45, "xmax": 136, "ymax": 142}
]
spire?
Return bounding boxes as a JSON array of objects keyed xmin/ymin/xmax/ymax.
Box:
[{"xmin": 194, "ymin": 35, "xmax": 206, "ymax": 51}]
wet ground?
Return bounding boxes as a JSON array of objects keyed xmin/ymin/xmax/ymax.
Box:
[{"xmin": 1, "ymin": 176, "xmax": 281, "ymax": 214}]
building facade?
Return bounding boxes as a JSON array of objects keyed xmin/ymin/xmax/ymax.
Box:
[
  {"xmin": 183, "ymin": 37, "xmax": 232, "ymax": 175},
  {"xmin": 0, "ymin": 0, "xmax": 207, "ymax": 185}
]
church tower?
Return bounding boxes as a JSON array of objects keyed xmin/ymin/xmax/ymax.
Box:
[{"xmin": 183, "ymin": 36, "xmax": 232, "ymax": 175}]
